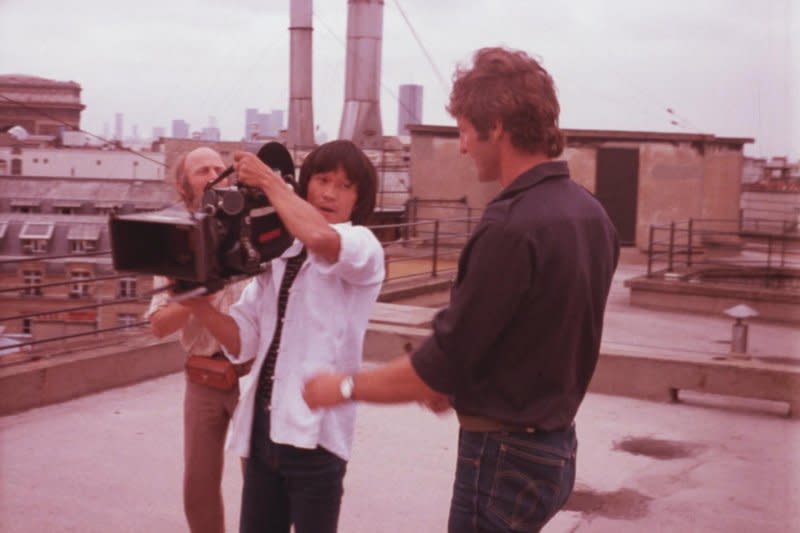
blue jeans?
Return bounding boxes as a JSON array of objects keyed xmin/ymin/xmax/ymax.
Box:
[
  {"xmin": 239, "ymin": 411, "xmax": 347, "ymax": 533},
  {"xmin": 448, "ymin": 425, "xmax": 577, "ymax": 533}
]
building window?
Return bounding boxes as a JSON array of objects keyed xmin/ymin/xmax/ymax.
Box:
[
  {"xmin": 20, "ymin": 222, "xmax": 53, "ymax": 253},
  {"xmin": 117, "ymin": 313, "xmax": 139, "ymax": 328},
  {"xmin": 70, "ymin": 239, "xmax": 98, "ymax": 253},
  {"xmin": 69, "ymin": 270, "xmax": 91, "ymax": 298},
  {"xmin": 21, "ymin": 270, "xmax": 43, "ymax": 296},
  {"xmin": 96, "ymin": 160, "xmax": 102, "ymax": 165},
  {"xmin": 22, "ymin": 318, "xmax": 32, "ymax": 334},
  {"xmin": 67, "ymin": 225, "xmax": 100, "ymax": 253},
  {"xmin": 0, "ymin": 160, "xmax": 7, "ymax": 174},
  {"xmin": 59, "ymin": 207, "xmax": 75, "ymax": 215},
  {"xmin": 119, "ymin": 277, "xmax": 137, "ymax": 297},
  {"xmin": 12, "ymin": 205, "xmax": 41, "ymax": 214},
  {"xmin": 11, "ymin": 158, "xmax": 22, "ymax": 175},
  {"xmin": 21, "ymin": 239, "xmax": 49, "ymax": 254}
]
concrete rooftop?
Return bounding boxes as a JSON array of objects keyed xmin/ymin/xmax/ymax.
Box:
[
  {"xmin": 1, "ymin": 249, "xmax": 799, "ymax": 532},
  {"xmin": 1, "ymin": 372, "xmax": 798, "ymax": 532}
]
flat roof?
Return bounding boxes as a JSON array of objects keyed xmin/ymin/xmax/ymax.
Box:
[{"xmin": 408, "ymin": 124, "xmax": 754, "ymax": 146}]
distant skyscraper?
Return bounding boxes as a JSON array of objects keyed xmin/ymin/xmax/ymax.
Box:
[
  {"xmin": 172, "ymin": 119, "xmax": 189, "ymax": 139},
  {"xmin": 245, "ymin": 108, "xmax": 259, "ymax": 140},
  {"xmin": 152, "ymin": 126, "xmax": 165, "ymax": 139},
  {"xmin": 270, "ymin": 110, "xmax": 284, "ymax": 134},
  {"xmin": 258, "ymin": 113, "xmax": 271, "ymax": 137},
  {"xmin": 245, "ymin": 107, "xmax": 285, "ymax": 139},
  {"xmin": 114, "ymin": 113, "xmax": 123, "ymax": 140},
  {"xmin": 397, "ymin": 84, "xmax": 423, "ymax": 136},
  {"xmin": 132, "ymin": 124, "xmax": 140, "ymax": 142},
  {"xmin": 200, "ymin": 127, "xmax": 221, "ymax": 141}
]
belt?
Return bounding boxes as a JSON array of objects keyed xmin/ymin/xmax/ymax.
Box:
[
  {"xmin": 457, "ymin": 413, "xmax": 537, "ymax": 433},
  {"xmin": 199, "ymin": 351, "xmax": 254, "ymax": 377}
]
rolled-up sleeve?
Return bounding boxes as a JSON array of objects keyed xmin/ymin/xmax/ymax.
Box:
[
  {"xmin": 309, "ymin": 224, "xmax": 385, "ymax": 286},
  {"xmin": 144, "ymin": 276, "xmax": 169, "ymax": 320},
  {"xmin": 411, "ymin": 222, "xmax": 533, "ymax": 394},
  {"xmin": 225, "ymin": 277, "xmax": 265, "ymax": 362}
]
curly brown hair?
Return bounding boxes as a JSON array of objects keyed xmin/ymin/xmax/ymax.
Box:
[{"xmin": 447, "ymin": 47, "xmax": 564, "ymax": 158}]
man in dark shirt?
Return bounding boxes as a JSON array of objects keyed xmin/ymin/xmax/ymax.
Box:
[{"xmin": 304, "ymin": 46, "xmax": 619, "ymax": 532}]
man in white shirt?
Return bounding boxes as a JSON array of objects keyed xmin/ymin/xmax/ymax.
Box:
[
  {"xmin": 183, "ymin": 140, "xmax": 385, "ymax": 533},
  {"xmin": 147, "ymin": 147, "xmax": 250, "ymax": 533}
]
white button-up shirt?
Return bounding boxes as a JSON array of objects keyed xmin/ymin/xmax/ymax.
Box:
[{"xmin": 223, "ymin": 222, "xmax": 385, "ymax": 461}]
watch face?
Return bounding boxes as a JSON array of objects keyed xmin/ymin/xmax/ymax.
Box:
[{"xmin": 340, "ymin": 376, "xmax": 353, "ymax": 399}]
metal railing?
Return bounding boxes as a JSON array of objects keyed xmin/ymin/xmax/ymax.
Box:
[
  {"xmin": 373, "ymin": 216, "xmax": 479, "ymax": 282},
  {"xmin": 0, "ymin": 214, "xmax": 481, "ymax": 356},
  {"xmin": 646, "ymin": 218, "xmax": 800, "ymax": 288}
]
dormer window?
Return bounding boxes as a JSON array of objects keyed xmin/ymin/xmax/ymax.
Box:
[
  {"xmin": 67, "ymin": 224, "xmax": 101, "ymax": 254},
  {"xmin": 20, "ymin": 222, "xmax": 55, "ymax": 254},
  {"xmin": 54, "ymin": 201, "xmax": 81, "ymax": 215},
  {"xmin": 95, "ymin": 201, "xmax": 119, "ymax": 215},
  {"xmin": 11, "ymin": 200, "xmax": 41, "ymax": 214},
  {"xmin": 70, "ymin": 239, "xmax": 96, "ymax": 253}
]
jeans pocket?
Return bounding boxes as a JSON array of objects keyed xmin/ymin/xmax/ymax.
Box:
[{"xmin": 486, "ymin": 436, "xmax": 572, "ymax": 531}]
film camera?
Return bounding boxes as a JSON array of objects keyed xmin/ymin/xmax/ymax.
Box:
[{"xmin": 109, "ymin": 142, "xmax": 296, "ymax": 293}]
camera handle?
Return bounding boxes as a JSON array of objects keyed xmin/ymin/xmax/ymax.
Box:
[{"xmin": 168, "ymin": 285, "xmax": 209, "ymax": 303}]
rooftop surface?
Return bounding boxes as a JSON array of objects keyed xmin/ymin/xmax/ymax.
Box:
[
  {"xmin": 2, "ymin": 371, "xmax": 798, "ymax": 532},
  {"xmin": 1, "ymin": 250, "xmax": 798, "ymax": 532}
]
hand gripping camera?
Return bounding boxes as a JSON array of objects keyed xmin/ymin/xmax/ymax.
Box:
[{"xmin": 109, "ymin": 142, "xmax": 296, "ymax": 293}]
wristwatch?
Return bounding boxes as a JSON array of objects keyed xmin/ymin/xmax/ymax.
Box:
[{"xmin": 339, "ymin": 375, "xmax": 355, "ymax": 401}]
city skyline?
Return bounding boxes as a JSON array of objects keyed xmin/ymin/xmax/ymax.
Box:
[
  {"xmin": 96, "ymin": 107, "xmax": 287, "ymax": 144},
  {"xmin": 1, "ymin": 0, "xmax": 797, "ymax": 157}
]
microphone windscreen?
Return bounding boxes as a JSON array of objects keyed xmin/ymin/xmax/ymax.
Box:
[{"xmin": 256, "ymin": 142, "xmax": 295, "ymax": 179}]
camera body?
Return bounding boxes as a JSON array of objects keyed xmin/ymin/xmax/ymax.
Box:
[{"xmin": 109, "ymin": 142, "xmax": 296, "ymax": 293}]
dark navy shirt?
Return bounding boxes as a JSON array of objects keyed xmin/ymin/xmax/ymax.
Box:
[{"xmin": 410, "ymin": 160, "xmax": 619, "ymax": 430}]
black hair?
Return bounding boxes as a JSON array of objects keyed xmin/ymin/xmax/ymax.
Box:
[{"xmin": 297, "ymin": 140, "xmax": 378, "ymax": 225}]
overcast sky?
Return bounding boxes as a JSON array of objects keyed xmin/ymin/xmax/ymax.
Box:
[{"xmin": 1, "ymin": 0, "xmax": 797, "ymax": 158}]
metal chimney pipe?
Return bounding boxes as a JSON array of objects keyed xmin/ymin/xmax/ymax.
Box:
[
  {"xmin": 339, "ymin": 0, "xmax": 384, "ymax": 149},
  {"xmin": 288, "ymin": 0, "xmax": 315, "ymax": 148}
]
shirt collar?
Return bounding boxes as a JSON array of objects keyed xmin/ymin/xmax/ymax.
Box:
[
  {"xmin": 491, "ymin": 160, "xmax": 570, "ymax": 204},
  {"xmin": 281, "ymin": 239, "xmax": 304, "ymax": 258}
]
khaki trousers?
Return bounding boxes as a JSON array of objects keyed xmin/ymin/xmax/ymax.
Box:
[{"xmin": 183, "ymin": 374, "xmax": 239, "ymax": 533}]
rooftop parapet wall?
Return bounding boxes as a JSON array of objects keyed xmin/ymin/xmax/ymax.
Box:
[{"xmin": 408, "ymin": 125, "xmax": 752, "ymax": 249}]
